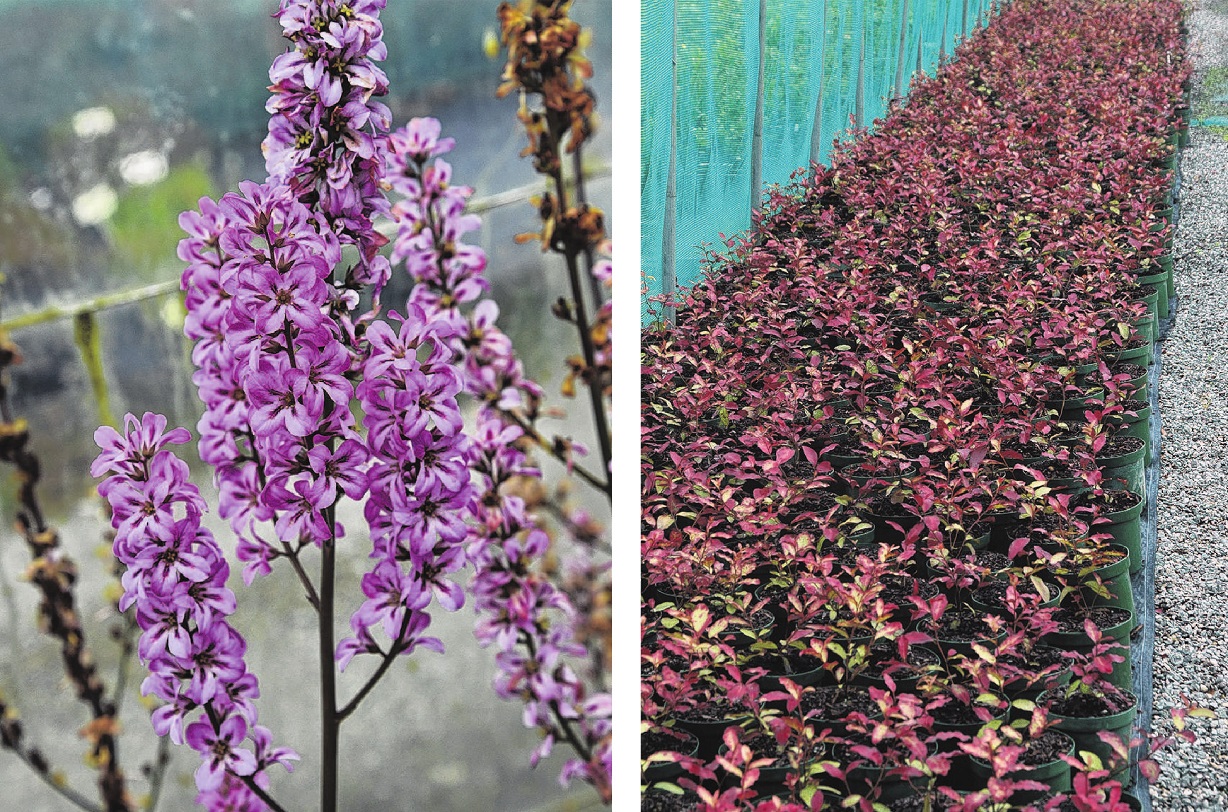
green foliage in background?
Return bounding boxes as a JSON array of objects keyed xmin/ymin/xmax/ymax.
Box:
[{"xmin": 107, "ymin": 164, "xmax": 215, "ymax": 280}]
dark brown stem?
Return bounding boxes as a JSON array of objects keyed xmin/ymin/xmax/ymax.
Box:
[
  {"xmin": 570, "ymin": 147, "xmax": 604, "ymax": 307},
  {"xmin": 319, "ymin": 509, "xmax": 339, "ymax": 812},
  {"xmin": 0, "ymin": 335, "xmax": 132, "ymax": 812},
  {"xmin": 559, "ymin": 245, "xmax": 612, "ymax": 485}
]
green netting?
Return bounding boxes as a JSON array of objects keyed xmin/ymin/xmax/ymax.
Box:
[{"xmin": 641, "ymin": 0, "xmax": 993, "ymax": 323}]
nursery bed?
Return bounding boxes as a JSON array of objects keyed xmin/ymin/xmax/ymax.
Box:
[{"xmin": 642, "ymin": 0, "xmax": 1194, "ymax": 809}]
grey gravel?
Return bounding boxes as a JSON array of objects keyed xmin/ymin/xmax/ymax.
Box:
[{"xmin": 1149, "ymin": 2, "xmax": 1228, "ymax": 810}]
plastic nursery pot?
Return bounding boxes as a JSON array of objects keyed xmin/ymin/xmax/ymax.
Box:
[
  {"xmin": 999, "ymin": 645, "xmax": 1074, "ymax": 706},
  {"xmin": 970, "ymin": 579, "xmax": 1062, "ymax": 619},
  {"xmin": 840, "ymin": 461, "xmax": 916, "ymax": 498},
  {"xmin": 715, "ymin": 735, "xmax": 805, "ymax": 786},
  {"xmin": 824, "ymin": 447, "xmax": 864, "ymax": 471},
  {"xmin": 799, "ymin": 684, "xmax": 881, "ymax": 737},
  {"xmin": 1045, "ymin": 606, "xmax": 1135, "ymax": 690},
  {"xmin": 674, "ymin": 702, "xmax": 753, "ymax": 758},
  {"xmin": 1079, "ymin": 489, "xmax": 1145, "ymax": 574},
  {"xmin": 1105, "ymin": 399, "xmax": 1152, "ymax": 458},
  {"xmin": 863, "ymin": 496, "xmax": 921, "ymax": 545},
  {"xmin": 1041, "ymin": 687, "xmax": 1138, "ymax": 789},
  {"xmin": 719, "ymin": 609, "xmax": 777, "ymax": 651},
  {"xmin": 641, "ymin": 727, "xmax": 700, "ymax": 783},
  {"xmin": 924, "ymin": 609, "xmax": 1007, "ymax": 661},
  {"xmin": 1096, "ymin": 435, "xmax": 1147, "ymax": 495},
  {"xmin": 932, "ymin": 692, "xmax": 1010, "ymax": 791},
  {"xmin": 1136, "ymin": 270, "xmax": 1169, "ymax": 321},
  {"xmin": 1061, "ymin": 543, "xmax": 1135, "ymax": 616},
  {"xmin": 1130, "ymin": 312, "xmax": 1155, "ymax": 346},
  {"xmin": 744, "ymin": 650, "xmax": 827, "ymax": 694},
  {"xmin": 969, "ymin": 728, "xmax": 1077, "ymax": 803},
  {"xmin": 1134, "ymin": 284, "xmax": 1160, "ymax": 321},
  {"xmin": 1107, "ymin": 337, "xmax": 1153, "ymax": 368},
  {"xmin": 852, "ymin": 643, "xmax": 942, "ymax": 695},
  {"xmin": 1078, "ymin": 362, "xmax": 1148, "ymax": 402}
]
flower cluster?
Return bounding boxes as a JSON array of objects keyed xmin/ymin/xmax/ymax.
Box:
[
  {"xmin": 337, "ymin": 303, "xmax": 475, "ymax": 668},
  {"xmin": 264, "ymin": 0, "xmax": 393, "ymax": 291},
  {"xmin": 385, "ymin": 116, "xmax": 611, "ymax": 798},
  {"xmin": 468, "ymin": 414, "xmax": 612, "ymax": 801},
  {"xmin": 181, "ymin": 182, "xmax": 364, "ymax": 584},
  {"xmin": 93, "ymin": 413, "xmax": 297, "ymax": 804}
]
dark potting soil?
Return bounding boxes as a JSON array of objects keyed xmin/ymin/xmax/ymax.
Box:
[
  {"xmin": 1079, "ymin": 361, "xmax": 1145, "ymax": 385},
  {"xmin": 1001, "ymin": 644, "xmax": 1066, "ymax": 673},
  {"xmin": 800, "ymin": 685, "xmax": 877, "ymax": 720},
  {"xmin": 862, "ymin": 641, "xmax": 941, "ymax": 679},
  {"xmin": 1050, "ymin": 606, "xmax": 1131, "ymax": 635},
  {"xmin": 998, "ymin": 437, "xmax": 1050, "ymax": 460},
  {"xmin": 1018, "ymin": 729, "xmax": 1071, "ymax": 766},
  {"xmin": 642, "ymin": 789, "xmax": 701, "ymax": 812},
  {"xmin": 1076, "ymin": 487, "xmax": 1143, "ymax": 513},
  {"xmin": 879, "ymin": 575, "xmax": 939, "ymax": 607},
  {"xmin": 1037, "ymin": 458, "xmax": 1082, "ymax": 479},
  {"xmin": 676, "ymin": 699, "xmax": 749, "ymax": 725},
  {"xmin": 1100, "ymin": 433, "xmax": 1145, "ymax": 458},
  {"xmin": 735, "ymin": 609, "xmax": 775, "ymax": 633},
  {"xmin": 1047, "ymin": 688, "xmax": 1136, "ymax": 718},
  {"xmin": 931, "ymin": 608, "xmax": 996, "ymax": 642},
  {"xmin": 641, "ymin": 652, "xmax": 689, "ymax": 681},
  {"xmin": 930, "ymin": 695, "xmax": 995, "ymax": 726},
  {"xmin": 956, "ymin": 549, "xmax": 1010, "ymax": 573},
  {"xmin": 887, "ymin": 795, "xmax": 945, "ymax": 812},
  {"xmin": 744, "ymin": 651, "xmax": 823, "ymax": 677},
  {"xmin": 973, "ymin": 578, "xmax": 1052, "ymax": 609},
  {"xmin": 867, "ymin": 494, "xmax": 919, "ymax": 518},
  {"xmin": 736, "ymin": 734, "xmax": 792, "ymax": 770},
  {"xmin": 641, "ymin": 729, "xmax": 697, "ymax": 760}
]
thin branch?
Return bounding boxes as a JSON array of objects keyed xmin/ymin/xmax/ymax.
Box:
[
  {"xmin": 4, "ymin": 747, "xmax": 104, "ymax": 812},
  {"xmin": 240, "ymin": 775, "xmax": 292, "ymax": 812},
  {"xmin": 497, "ymin": 407, "xmax": 609, "ymax": 495},
  {"xmin": 336, "ymin": 614, "xmax": 412, "ymax": 723},
  {"xmin": 279, "ymin": 540, "xmax": 321, "ymax": 612},
  {"xmin": 145, "ymin": 738, "xmax": 171, "ymax": 812},
  {"xmin": 570, "ymin": 148, "xmax": 603, "ymax": 307},
  {"xmin": 109, "ymin": 612, "xmax": 139, "ymax": 717}
]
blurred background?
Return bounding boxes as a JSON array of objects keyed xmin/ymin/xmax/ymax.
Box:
[{"xmin": 0, "ymin": 0, "xmax": 611, "ymax": 809}]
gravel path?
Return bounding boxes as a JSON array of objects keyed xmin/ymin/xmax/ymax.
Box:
[{"xmin": 1148, "ymin": 2, "xmax": 1228, "ymax": 809}]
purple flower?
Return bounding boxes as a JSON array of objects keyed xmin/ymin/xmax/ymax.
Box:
[
  {"xmin": 91, "ymin": 412, "xmax": 192, "ymax": 478},
  {"xmin": 186, "ymin": 716, "xmax": 258, "ymax": 792}
]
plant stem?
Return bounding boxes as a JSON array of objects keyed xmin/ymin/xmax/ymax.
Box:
[
  {"xmin": 280, "ymin": 540, "xmax": 321, "ymax": 612},
  {"xmin": 9, "ymin": 747, "xmax": 103, "ymax": 812},
  {"xmin": 497, "ymin": 407, "xmax": 609, "ymax": 495},
  {"xmin": 570, "ymin": 148, "xmax": 603, "ymax": 307},
  {"xmin": 336, "ymin": 614, "xmax": 411, "ymax": 723},
  {"xmin": 560, "ymin": 246, "xmax": 612, "ymax": 485},
  {"xmin": 241, "ymin": 776, "xmax": 292, "ymax": 812},
  {"xmin": 145, "ymin": 738, "xmax": 170, "ymax": 812},
  {"xmin": 319, "ymin": 515, "xmax": 339, "ymax": 812},
  {"xmin": 546, "ymin": 142, "xmax": 611, "ymax": 491}
]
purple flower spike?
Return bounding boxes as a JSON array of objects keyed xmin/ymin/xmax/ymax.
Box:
[{"xmin": 95, "ymin": 415, "xmax": 297, "ymax": 800}]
